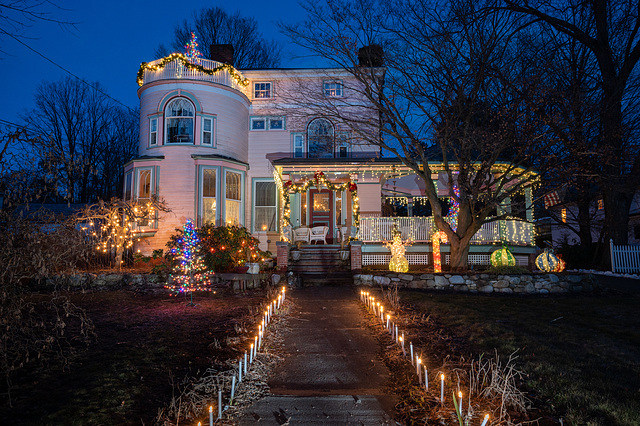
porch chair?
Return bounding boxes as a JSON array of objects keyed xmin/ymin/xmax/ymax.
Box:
[
  {"xmin": 292, "ymin": 227, "xmax": 311, "ymax": 244},
  {"xmin": 310, "ymin": 225, "xmax": 329, "ymax": 244}
]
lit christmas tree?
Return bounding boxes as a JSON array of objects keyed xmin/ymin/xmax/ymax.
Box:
[
  {"xmin": 184, "ymin": 32, "xmax": 203, "ymax": 63},
  {"xmin": 165, "ymin": 219, "xmax": 212, "ymax": 304}
]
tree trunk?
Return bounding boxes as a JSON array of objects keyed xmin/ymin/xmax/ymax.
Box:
[
  {"xmin": 448, "ymin": 233, "xmax": 472, "ymax": 271},
  {"xmin": 603, "ymin": 189, "xmax": 633, "ymax": 245}
]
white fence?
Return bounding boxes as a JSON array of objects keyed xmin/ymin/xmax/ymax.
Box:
[
  {"xmin": 358, "ymin": 217, "xmax": 533, "ymax": 245},
  {"xmin": 610, "ymin": 240, "xmax": 640, "ymax": 274}
]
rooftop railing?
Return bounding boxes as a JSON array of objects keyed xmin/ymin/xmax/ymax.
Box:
[{"xmin": 139, "ymin": 57, "xmax": 249, "ymax": 94}]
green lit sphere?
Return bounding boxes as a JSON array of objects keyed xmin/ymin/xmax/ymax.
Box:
[{"xmin": 490, "ymin": 246, "xmax": 516, "ymax": 267}]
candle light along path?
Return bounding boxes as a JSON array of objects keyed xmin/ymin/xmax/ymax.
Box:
[
  {"xmin": 196, "ymin": 286, "xmax": 288, "ymax": 424},
  {"xmin": 359, "ymin": 290, "xmax": 491, "ymax": 425}
]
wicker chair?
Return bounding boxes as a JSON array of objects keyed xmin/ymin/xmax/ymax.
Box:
[{"xmin": 310, "ymin": 226, "xmax": 329, "ymax": 244}]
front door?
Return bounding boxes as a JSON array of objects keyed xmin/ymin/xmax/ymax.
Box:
[{"xmin": 309, "ymin": 189, "xmax": 333, "ymax": 242}]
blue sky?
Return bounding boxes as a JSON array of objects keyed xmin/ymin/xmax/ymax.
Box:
[{"xmin": 0, "ymin": 0, "xmax": 314, "ymax": 126}]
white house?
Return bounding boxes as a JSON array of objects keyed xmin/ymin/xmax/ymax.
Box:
[{"xmin": 126, "ymin": 46, "xmax": 538, "ymax": 267}]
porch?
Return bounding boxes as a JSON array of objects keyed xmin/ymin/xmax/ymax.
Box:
[{"xmin": 358, "ymin": 217, "xmax": 534, "ymax": 245}]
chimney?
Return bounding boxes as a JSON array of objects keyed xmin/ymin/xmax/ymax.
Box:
[
  {"xmin": 210, "ymin": 44, "xmax": 234, "ymax": 65},
  {"xmin": 358, "ymin": 44, "xmax": 384, "ymax": 67}
]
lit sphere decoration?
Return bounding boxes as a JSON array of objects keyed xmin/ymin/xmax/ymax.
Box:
[
  {"xmin": 536, "ymin": 249, "xmax": 563, "ymax": 272},
  {"xmin": 490, "ymin": 244, "xmax": 516, "ymax": 267}
]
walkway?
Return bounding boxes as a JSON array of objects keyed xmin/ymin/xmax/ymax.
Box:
[{"xmin": 239, "ymin": 286, "xmax": 396, "ymax": 425}]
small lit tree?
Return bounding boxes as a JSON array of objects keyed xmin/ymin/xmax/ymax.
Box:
[
  {"xmin": 78, "ymin": 197, "xmax": 168, "ymax": 269},
  {"xmin": 165, "ymin": 219, "xmax": 211, "ymax": 304}
]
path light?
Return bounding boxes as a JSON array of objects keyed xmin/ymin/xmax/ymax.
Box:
[
  {"xmin": 424, "ymin": 366, "xmax": 428, "ymax": 391},
  {"xmin": 380, "ymin": 305, "xmax": 384, "ymax": 322},
  {"xmin": 218, "ymin": 390, "xmax": 222, "ymax": 419},
  {"xmin": 386, "ymin": 314, "xmax": 390, "ymax": 329},
  {"xmin": 399, "ymin": 336, "xmax": 406, "ymax": 356},
  {"xmin": 410, "ymin": 342, "xmax": 414, "ymax": 364},
  {"xmin": 238, "ymin": 360, "xmax": 242, "ymax": 382},
  {"xmin": 230, "ymin": 375, "xmax": 236, "ymax": 404},
  {"xmin": 209, "ymin": 405, "xmax": 213, "ymax": 426},
  {"xmin": 244, "ymin": 351, "xmax": 248, "ymax": 374},
  {"xmin": 481, "ymin": 414, "xmax": 489, "ymax": 426},
  {"xmin": 416, "ymin": 358, "xmax": 422, "ymax": 383},
  {"xmin": 440, "ymin": 374, "xmax": 445, "ymax": 404}
]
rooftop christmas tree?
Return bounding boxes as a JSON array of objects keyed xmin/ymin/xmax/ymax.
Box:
[{"xmin": 184, "ymin": 32, "xmax": 203, "ymax": 63}]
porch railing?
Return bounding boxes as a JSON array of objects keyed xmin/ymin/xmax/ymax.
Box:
[{"xmin": 358, "ymin": 217, "xmax": 534, "ymax": 245}]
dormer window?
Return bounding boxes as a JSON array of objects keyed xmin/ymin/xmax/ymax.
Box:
[
  {"xmin": 254, "ymin": 82, "xmax": 272, "ymax": 99},
  {"xmin": 165, "ymin": 98, "xmax": 194, "ymax": 144},
  {"xmin": 323, "ymin": 80, "xmax": 343, "ymax": 97}
]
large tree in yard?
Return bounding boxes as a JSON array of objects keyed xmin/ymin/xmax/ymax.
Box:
[
  {"xmin": 499, "ymin": 0, "xmax": 640, "ymax": 246},
  {"xmin": 282, "ymin": 0, "xmax": 561, "ymax": 268}
]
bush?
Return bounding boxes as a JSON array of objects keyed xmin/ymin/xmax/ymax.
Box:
[
  {"xmin": 167, "ymin": 223, "xmax": 270, "ymax": 273},
  {"xmin": 487, "ymin": 265, "xmax": 530, "ymax": 275}
]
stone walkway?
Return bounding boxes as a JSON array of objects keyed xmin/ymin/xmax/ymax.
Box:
[{"xmin": 239, "ymin": 286, "xmax": 396, "ymax": 425}]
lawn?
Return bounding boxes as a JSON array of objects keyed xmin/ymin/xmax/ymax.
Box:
[
  {"xmin": 394, "ymin": 287, "xmax": 640, "ymax": 425},
  {"xmin": 0, "ymin": 289, "xmax": 263, "ymax": 425}
]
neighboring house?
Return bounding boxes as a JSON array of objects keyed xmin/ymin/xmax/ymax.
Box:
[
  {"xmin": 127, "ymin": 46, "xmax": 538, "ymax": 266},
  {"xmin": 549, "ymin": 192, "xmax": 640, "ymax": 247}
]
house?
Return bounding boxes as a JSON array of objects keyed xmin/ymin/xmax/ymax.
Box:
[{"xmin": 126, "ymin": 46, "xmax": 538, "ymax": 267}]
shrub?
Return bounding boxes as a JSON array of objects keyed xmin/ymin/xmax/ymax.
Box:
[{"xmin": 487, "ymin": 265, "xmax": 530, "ymax": 275}]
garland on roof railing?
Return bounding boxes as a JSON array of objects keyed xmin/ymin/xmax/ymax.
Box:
[
  {"xmin": 283, "ymin": 171, "xmax": 360, "ymax": 230},
  {"xmin": 136, "ymin": 53, "xmax": 249, "ymax": 87}
]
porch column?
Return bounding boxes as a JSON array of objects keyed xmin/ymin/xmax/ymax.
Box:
[
  {"xmin": 350, "ymin": 241, "xmax": 363, "ymax": 271},
  {"xmin": 276, "ymin": 241, "xmax": 289, "ymax": 270}
]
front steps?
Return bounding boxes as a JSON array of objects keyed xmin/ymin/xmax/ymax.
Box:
[{"xmin": 289, "ymin": 244, "xmax": 353, "ymax": 286}]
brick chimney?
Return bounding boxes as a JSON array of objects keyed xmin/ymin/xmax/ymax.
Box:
[
  {"xmin": 358, "ymin": 44, "xmax": 384, "ymax": 67},
  {"xmin": 210, "ymin": 44, "xmax": 234, "ymax": 65}
]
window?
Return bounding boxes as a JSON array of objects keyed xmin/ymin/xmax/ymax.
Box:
[
  {"xmin": 124, "ymin": 171, "xmax": 133, "ymax": 200},
  {"xmin": 561, "ymin": 208, "xmax": 567, "ymax": 223},
  {"xmin": 202, "ymin": 117, "xmax": 213, "ymax": 145},
  {"xmin": 225, "ymin": 171, "xmax": 242, "ymax": 225},
  {"xmin": 307, "ymin": 118, "xmax": 334, "ymax": 158},
  {"xmin": 149, "ymin": 118, "xmax": 158, "ymax": 146},
  {"xmin": 293, "ymin": 134, "xmax": 304, "ymax": 158},
  {"xmin": 202, "ymin": 169, "xmax": 216, "ymax": 224},
  {"xmin": 254, "ymin": 82, "xmax": 272, "ymax": 99},
  {"xmin": 254, "ymin": 181, "xmax": 277, "ymax": 232},
  {"xmin": 250, "ymin": 116, "xmax": 285, "ymax": 131},
  {"xmin": 336, "ymin": 132, "xmax": 350, "ymax": 158},
  {"xmin": 165, "ymin": 98, "xmax": 194, "ymax": 143},
  {"xmin": 598, "ymin": 199, "xmax": 604, "ymax": 210},
  {"xmin": 136, "ymin": 168, "xmax": 153, "ymax": 227},
  {"xmin": 324, "ymin": 80, "xmax": 343, "ymax": 97},
  {"xmin": 268, "ymin": 117, "xmax": 284, "ymax": 130},
  {"xmin": 137, "ymin": 169, "xmax": 152, "ymax": 202},
  {"xmin": 251, "ymin": 117, "xmax": 266, "ymax": 130}
]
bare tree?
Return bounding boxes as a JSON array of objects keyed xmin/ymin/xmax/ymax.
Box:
[
  {"xmin": 498, "ymin": 0, "xmax": 640, "ymax": 246},
  {"xmin": 155, "ymin": 6, "xmax": 281, "ymax": 69},
  {"xmin": 282, "ymin": 0, "xmax": 561, "ymax": 268},
  {"xmin": 0, "ymin": 1, "xmax": 77, "ymax": 55},
  {"xmin": 22, "ymin": 77, "xmax": 136, "ymax": 203}
]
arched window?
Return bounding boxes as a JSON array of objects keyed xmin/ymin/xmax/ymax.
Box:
[
  {"xmin": 307, "ymin": 118, "xmax": 334, "ymax": 158},
  {"xmin": 165, "ymin": 98, "xmax": 194, "ymax": 143}
]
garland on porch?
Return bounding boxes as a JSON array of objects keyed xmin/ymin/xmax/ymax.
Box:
[
  {"xmin": 282, "ymin": 171, "xmax": 359, "ymax": 232},
  {"xmin": 136, "ymin": 53, "xmax": 249, "ymax": 87}
]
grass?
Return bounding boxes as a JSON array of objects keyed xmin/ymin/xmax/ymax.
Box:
[{"xmin": 398, "ymin": 289, "xmax": 640, "ymax": 425}]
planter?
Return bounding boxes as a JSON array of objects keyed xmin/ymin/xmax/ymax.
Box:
[
  {"xmin": 246, "ymin": 262, "xmax": 260, "ymax": 274},
  {"xmin": 234, "ymin": 266, "xmax": 249, "ymax": 274},
  {"xmin": 339, "ymin": 250, "xmax": 350, "ymax": 261}
]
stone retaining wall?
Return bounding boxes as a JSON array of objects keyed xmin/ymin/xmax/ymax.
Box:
[
  {"xmin": 36, "ymin": 273, "xmax": 167, "ymax": 291},
  {"xmin": 354, "ymin": 272, "xmax": 597, "ymax": 294}
]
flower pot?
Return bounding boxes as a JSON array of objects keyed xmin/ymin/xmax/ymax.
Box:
[
  {"xmin": 246, "ymin": 262, "xmax": 260, "ymax": 274},
  {"xmin": 234, "ymin": 266, "xmax": 249, "ymax": 274},
  {"xmin": 339, "ymin": 250, "xmax": 350, "ymax": 261}
]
